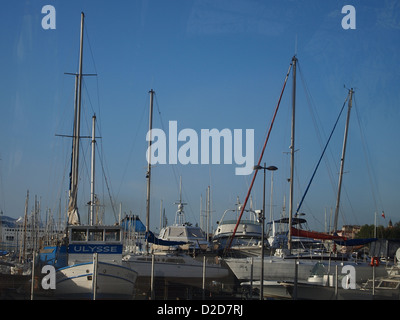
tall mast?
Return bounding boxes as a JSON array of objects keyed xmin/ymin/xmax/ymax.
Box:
[
  {"xmin": 145, "ymin": 89, "xmax": 155, "ymax": 252},
  {"xmin": 207, "ymin": 185, "xmax": 211, "ymax": 240},
  {"xmin": 200, "ymin": 194, "xmax": 203, "ymax": 231},
  {"xmin": 90, "ymin": 114, "xmax": 96, "ymax": 226},
  {"xmin": 288, "ymin": 56, "xmax": 297, "ymax": 251},
  {"xmin": 159, "ymin": 200, "xmax": 163, "ymax": 231},
  {"xmin": 333, "ymin": 88, "xmax": 354, "ymax": 233},
  {"xmin": 225, "ymin": 59, "xmax": 293, "ymax": 252},
  {"xmin": 67, "ymin": 12, "xmax": 85, "ymax": 225},
  {"xmin": 20, "ymin": 190, "xmax": 29, "ymax": 263}
]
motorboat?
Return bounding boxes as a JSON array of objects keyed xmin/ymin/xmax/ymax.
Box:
[
  {"xmin": 213, "ymin": 198, "xmax": 263, "ymax": 256},
  {"xmin": 153, "ymin": 181, "xmax": 210, "ymax": 252},
  {"xmin": 55, "ymin": 225, "xmax": 138, "ymax": 299}
]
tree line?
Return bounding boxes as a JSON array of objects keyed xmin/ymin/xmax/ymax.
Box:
[{"xmin": 356, "ymin": 221, "xmax": 400, "ymax": 239}]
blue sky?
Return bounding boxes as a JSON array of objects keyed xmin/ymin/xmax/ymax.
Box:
[{"xmin": 0, "ymin": 0, "xmax": 399, "ymax": 233}]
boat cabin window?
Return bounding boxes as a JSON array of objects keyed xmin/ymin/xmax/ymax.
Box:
[
  {"xmin": 169, "ymin": 227, "xmax": 186, "ymax": 237},
  {"xmin": 89, "ymin": 229, "xmax": 104, "ymax": 241},
  {"xmin": 71, "ymin": 229, "xmax": 87, "ymax": 242},
  {"xmin": 105, "ymin": 229, "xmax": 121, "ymax": 242},
  {"xmin": 187, "ymin": 227, "xmax": 205, "ymax": 238},
  {"xmin": 241, "ymin": 219, "xmax": 259, "ymax": 226}
]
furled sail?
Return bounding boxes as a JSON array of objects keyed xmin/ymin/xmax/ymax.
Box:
[
  {"xmin": 66, "ymin": 12, "xmax": 85, "ymax": 226},
  {"xmin": 67, "ymin": 201, "xmax": 80, "ymax": 225}
]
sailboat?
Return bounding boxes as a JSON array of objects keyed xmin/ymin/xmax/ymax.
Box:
[
  {"xmin": 122, "ymin": 91, "xmax": 228, "ymax": 298},
  {"xmin": 39, "ymin": 13, "xmax": 137, "ymax": 299},
  {"xmin": 224, "ymin": 57, "xmax": 388, "ymax": 297}
]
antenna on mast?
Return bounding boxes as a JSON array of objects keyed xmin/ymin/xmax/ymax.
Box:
[{"xmin": 174, "ymin": 176, "xmax": 187, "ymax": 225}]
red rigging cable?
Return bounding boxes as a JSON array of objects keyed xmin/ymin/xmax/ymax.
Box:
[{"xmin": 225, "ymin": 58, "xmax": 294, "ymax": 253}]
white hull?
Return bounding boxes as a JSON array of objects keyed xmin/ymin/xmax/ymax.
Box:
[
  {"xmin": 123, "ymin": 253, "xmax": 229, "ymax": 279},
  {"xmin": 225, "ymin": 256, "xmax": 388, "ymax": 284},
  {"xmin": 56, "ymin": 261, "xmax": 138, "ymax": 299}
]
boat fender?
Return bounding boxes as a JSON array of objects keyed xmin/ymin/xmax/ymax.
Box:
[{"xmin": 370, "ymin": 257, "xmax": 379, "ymax": 267}]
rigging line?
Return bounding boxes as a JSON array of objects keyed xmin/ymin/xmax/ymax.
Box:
[
  {"xmin": 153, "ymin": 93, "xmax": 181, "ymax": 197},
  {"xmin": 154, "ymin": 92, "xmax": 166, "ymax": 132},
  {"xmin": 353, "ymin": 95, "xmax": 383, "ymax": 212},
  {"xmin": 97, "ymin": 136, "xmax": 117, "ymax": 211},
  {"xmin": 48, "ymin": 139, "xmax": 69, "ymax": 215},
  {"xmin": 297, "ymin": 62, "xmax": 327, "ymax": 145},
  {"xmin": 153, "ymin": 94, "xmax": 197, "ymax": 222},
  {"xmin": 115, "ymin": 95, "xmax": 147, "ymax": 198},
  {"xmin": 296, "ymin": 65, "xmax": 336, "ymax": 227},
  {"xmin": 297, "ymin": 64, "xmax": 356, "ymax": 227},
  {"xmin": 75, "ymin": 139, "xmax": 91, "ymax": 212},
  {"xmin": 152, "ymin": 105, "xmax": 191, "ymax": 222},
  {"xmin": 294, "ymin": 91, "xmax": 349, "ymax": 217},
  {"xmin": 86, "ymin": 115, "xmax": 118, "ymax": 221},
  {"xmin": 335, "ymin": 91, "xmax": 358, "ymax": 227},
  {"xmin": 179, "ymin": 177, "xmax": 199, "ymax": 225},
  {"xmin": 81, "ymin": 78, "xmax": 100, "ymax": 125},
  {"xmin": 297, "ymin": 62, "xmax": 337, "ymax": 196},
  {"xmin": 95, "ymin": 141, "xmax": 118, "ymax": 223},
  {"xmin": 84, "ymin": 21, "xmax": 98, "ymax": 75},
  {"xmin": 226, "ymin": 60, "xmax": 293, "ymax": 252},
  {"xmin": 82, "ymin": 19, "xmax": 104, "ymax": 141},
  {"xmin": 54, "ymin": 148, "xmax": 70, "ymax": 219}
]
